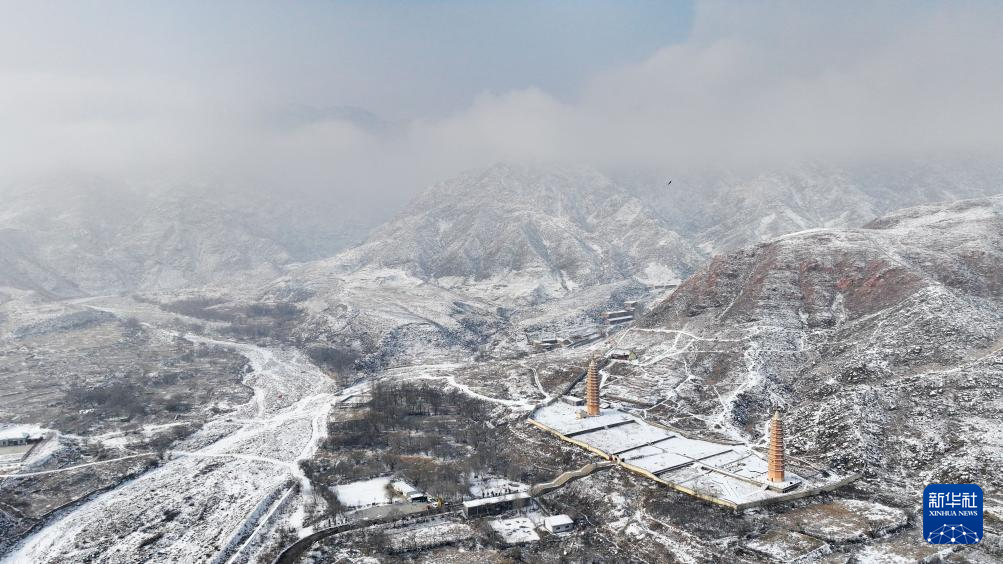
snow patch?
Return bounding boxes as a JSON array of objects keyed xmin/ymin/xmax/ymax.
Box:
[{"xmin": 332, "ymin": 477, "xmax": 392, "ymax": 508}]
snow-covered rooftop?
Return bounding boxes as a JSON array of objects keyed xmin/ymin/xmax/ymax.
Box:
[
  {"xmin": 544, "ymin": 514, "xmax": 573, "ymax": 527},
  {"xmin": 529, "ymin": 405, "xmax": 633, "ymax": 436},
  {"xmin": 529, "ymin": 403, "xmax": 849, "ymax": 509},
  {"xmin": 391, "ymin": 480, "xmax": 420, "ymax": 495},
  {"xmin": 463, "ymin": 491, "xmax": 531, "ymax": 509},
  {"xmin": 0, "ymin": 424, "xmax": 46, "ymax": 441}
]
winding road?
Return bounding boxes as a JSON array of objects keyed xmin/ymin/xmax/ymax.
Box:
[{"xmin": 3, "ymin": 336, "xmax": 351, "ymax": 564}]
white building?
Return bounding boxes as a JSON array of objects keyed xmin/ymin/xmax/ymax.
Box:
[
  {"xmin": 544, "ymin": 514, "xmax": 574, "ymax": 534},
  {"xmin": 391, "ymin": 480, "xmax": 428, "ymax": 503},
  {"xmin": 462, "ymin": 491, "xmax": 531, "ymax": 518},
  {"xmin": 0, "ymin": 425, "xmax": 46, "ymax": 448}
]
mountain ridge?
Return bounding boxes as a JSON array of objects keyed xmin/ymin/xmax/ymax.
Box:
[
  {"xmin": 334, "ymin": 163, "xmax": 702, "ymax": 303},
  {"xmin": 607, "ymin": 194, "xmax": 1003, "ymax": 493}
]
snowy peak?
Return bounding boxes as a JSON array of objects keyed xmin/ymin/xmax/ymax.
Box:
[
  {"xmin": 622, "ymin": 160, "xmax": 1003, "ymax": 256},
  {"xmin": 0, "ymin": 184, "xmax": 370, "ymax": 297},
  {"xmin": 413, "ymin": 163, "xmax": 618, "ymax": 215},
  {"xmin": 337, "ymin": 164, "xmax": 703, "ymax": 302}
]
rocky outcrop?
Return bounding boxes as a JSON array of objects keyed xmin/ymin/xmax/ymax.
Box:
[
  {"xmin": 335, "ymin": 164, "xmax": 703, "ymax": 303},
  {"xmin": 618, "ymin": 196, "xmax": 1003, "ymax": 496}
]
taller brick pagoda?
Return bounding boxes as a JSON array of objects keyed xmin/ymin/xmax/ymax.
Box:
[
  {"xmin": 767, "ymin": 409, "xmax": 785, "ymax": 482},
  {"xmin": 584, "ymin": 357, "xmax": 600, "ymax": 417}
]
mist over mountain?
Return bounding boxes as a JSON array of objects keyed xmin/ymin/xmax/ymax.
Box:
[
  {"xmin": 0, "ymin": 182, "xmax": 373, "ymax": 297},
  {"xmin": 623, "ymin": 158, "xmax": 1003, "ymax": 254},
  {"xmin": 4, "ymin": 158, "xmax": 1003, "ymax": 305},
  {"xmin": 4, "ymin": 2, "xmax": 1003, "ymax": 562},
  {"xmin": 334, "ymin": 163, "xmax": 701, "ymax": 303},
  {"xmin": 5, "ymin": 164, "xmax": 1003, "ymax": 561},
  {"xmin": 264, "ymin": 105, "xmax": 393, "ymax": 133}
]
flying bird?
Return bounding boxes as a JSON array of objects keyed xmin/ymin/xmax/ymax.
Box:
[{"xmin": 666, "ymin": 180, "xmax": 673, "ymax": 187}]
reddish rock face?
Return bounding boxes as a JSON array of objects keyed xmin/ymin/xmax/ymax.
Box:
[
  {"xmin": 645, "ymin": 195, "xmax": 1003, "ymax": 331},
  {"xmin": 624, "ymin": 197, "xmax": 1003, "ymax": 487}
]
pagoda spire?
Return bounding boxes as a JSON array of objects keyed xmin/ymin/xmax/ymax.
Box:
[
  {"xmin": 767, "ymin": 409, "xmax": 785, "ymax": 482},
  {"xmin": 585, "ymin": 357, "xmax": 600, "ymax": 417}
]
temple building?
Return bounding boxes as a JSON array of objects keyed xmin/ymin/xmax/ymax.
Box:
[
  {"xmin": 767, "ymin": 410, "xmax": 785, "ymax": 482},
  {"xmin": 529, "ymin": 362, "xmax": 856, "ymax": 510},
  {"xmin": 584, "ymin": 357, "xmax": 600, "ymax": 417}
]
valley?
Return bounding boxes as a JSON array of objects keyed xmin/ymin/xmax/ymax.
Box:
[
  {"xmin": 6, "ymin": 2, "xmax": 1003, "ymax": 561},
  {"xmin": 3, "ymin": 165, "xmax": 1003, "ymax": 562}
]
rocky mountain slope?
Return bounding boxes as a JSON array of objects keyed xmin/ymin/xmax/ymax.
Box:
[
  {"xmin": 5, "ymin": 160, "xmax": 1002, "ymax": 305},
  {"xmin": 334, "ymin": 164, "xmax": 702, "ymax": 303},
  {"xmin": 0, "ymin": 184, "xmax": 370, "ymax": 298},
  {"xmin": 608, "ymin": 196, "xmax": 1003, "ymax": 498},
  {"xmin": 254, "ymin": 161, "xmax": 1003, "ymax": 372},
  {"xmin": 625, "ymin": 159, "xmax": 1003, "ymax": 255},
  {"xmin": 261, "ymin": 164, "xmax": 701, "ymax": 370},
  {"xmin": 6, "ymin": 178, "xmax": 1003, "ymax": 563}
]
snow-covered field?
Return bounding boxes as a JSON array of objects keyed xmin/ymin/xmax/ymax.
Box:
[
  {"xmin": 489, "ymin": 516, "xmax": 540, "ymax": 544},
  {"xmin": 2, "ymin": 337, "xmax": 345, "ymax": 564},
  {"xmin": 332, "ymin": 477, "xmax": 392, "ymax": 508}
]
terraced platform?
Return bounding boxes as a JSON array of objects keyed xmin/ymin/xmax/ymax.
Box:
[{"xmin": 529, "ymin": 402, "xmax": 857, "ymax": 510}]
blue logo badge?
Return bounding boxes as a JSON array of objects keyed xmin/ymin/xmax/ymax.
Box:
[{"xmin": 923, "ymin": 484, "xmax": 983, "ymax": 544}]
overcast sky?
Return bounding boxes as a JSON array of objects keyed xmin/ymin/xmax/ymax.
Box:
[{"xmin": 2, "ymin": 1, "xmax": 1002, "ymax": 205}]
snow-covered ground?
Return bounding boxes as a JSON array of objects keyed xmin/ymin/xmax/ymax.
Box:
[
  {"xmin": 332, "ymin": 477, "xmax": 392, "ymax": 508},
  {"xmin": 489, "ymin": 516, "xmax": 540, "ymax": 544},
  {"xmin": 467, "ymin": 475, "xmax": 528, "ymax": 497},
  {"xmin": 2, "ymin": 337, "xmax": 347, "ymax": 564},
  {"xmin": 384, "ymin": 520, "xmax": 475, "ymax": 552}
]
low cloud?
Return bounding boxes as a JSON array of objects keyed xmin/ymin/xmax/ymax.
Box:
[
  {"xmin": 415, "ymin": 1, "xmax": 1003, "ymax": 172},
  {"xmin": 2, "ymin": 1, "xmax": 1002, "ymax": 205}
]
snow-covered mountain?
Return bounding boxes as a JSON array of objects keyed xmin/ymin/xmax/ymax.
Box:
[
  {"xmin": 0, "ymin": 184, "xmax": 371, "ymax": 297},
  {"xmin": 252, "ymin": 160, "xmax": 1003, "ymax": 371},
  {"xmin": 611, "ymin": 195, "xmax": 1003, "ymax": 494},
  {"xmin": 1, "ymin": 164, "xmax": 707, "ymax": 372},
  {"xmin": 624, "ymin": 159, "xmax": 1003, "ymax": 255},
  {"xmin": 7, "ymin": 174, "xmax": 1003, "ymax": 562},
  {"xmin": 6, "ymin": 160, "xmax": 1002, "ymax": 304},
  {"xmin": 334, "ymin": 163, "xmax": 702, "ymax": 303},
  {"xmin": 259, "ymin": 164, "xmax": 702, "ymax": 369}
]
